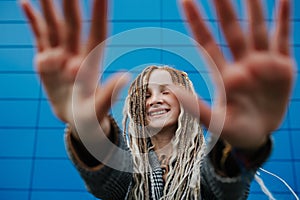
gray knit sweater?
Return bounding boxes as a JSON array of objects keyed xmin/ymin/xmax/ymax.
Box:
[{"xmin": 65, "ymin": 122, "xmax": 264, "ymax": 200}]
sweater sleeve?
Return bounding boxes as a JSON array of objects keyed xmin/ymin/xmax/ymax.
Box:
[
  {"xmin": 201, "ymin": 154, "xmax": 254, "ymax": 200},
  {"xmin": 64, "ymin": 118, "xmax": 133, "ymax": 200},
  {"xmin": 200, "ymin": 137, "xmax": 272, "ymax": 200}
]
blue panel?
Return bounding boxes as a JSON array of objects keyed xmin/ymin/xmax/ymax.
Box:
[
  {"xmin": 0, "ymin": 0, "xmax": 299, "ymax": 199},
  {"xmin": 294, "ymin": 0, "xmax": 300, "ymax": 19},
  {"xmin": 247, "ymin": 193, "xmax": 270, "ymax": 200},
  {"xmin": 110, "ymin": 0, "xmax": 161, "ymax": 20},
  {"xmin": 0, "ymin": 190, "xmax": 29, "ymax": 200},
  {"xmin": 0, "ymin": 129, "xmax": 35, "ymax": 157},
  {"xmin": 292, "ymin": 22, "xmax": 300, "ymax": 45},
  {"xmin": 32, "ymin": 159, "xmax": 86, "ymax": 190},
  {"xmin": 0, "ymin": 100, "xmax": 38, "ymax": 127},
  {"xmin": 269, "ymin": 130, "xmax": 292, "ymax": 160},
  {"xmin": 31, "ymin": 191, "xmax": 96, "ymax": 200},
  {"xmin": 104, "ymin": 48, "xmax": 163, "ymax": 72},
  {"xmin": 35, "ymin": 128, "xmax": 67, "ymax": 158},
  {"xmin": 295, "ymin": 162, "xmax": 300, "ymax": 195},
  {"xmin": 0, "ymin": 159, "xmax": 32, "ymax": 189},
  {"xmin": 110, "ymin": 22, "xmax": 161, "ymax": 35},
  {"xmin": 291, "ymin": 130, "xmax": 300, "ymax": 160},
  {"xmin": 258, "ymin": 162, "xmax": 296, "ymax": 193},
  {"xmin": 0, "ymin": 48, "xmax": 36, "ymax": 72},
  {"xmin": 289, "ymin": 101, "xmax": 300, "ymax": 129},
  {"xmin": 0, "ymin": 1, "xmax": 25, "ymax": 21},
  {"xmin": 291, "ymin": 72, "xmax": 300, "ymax": 99},
  {"xmin": 38, "ymin": 100, "xmax": 65, "ymax": 128},
  {"xmin": 0, "ymin": 24, "xmax": 34, "ymax": 45},
  {"xmin": 0, "ymin": 74, "xmax": 40, "ymax": 99},
  {"xmin": 161, "ymin": 0, "xmax": 184, "ymax": 21},
  {"xmin": 162, "ymin": 21, "xmax": 221, "ymax": 44}
]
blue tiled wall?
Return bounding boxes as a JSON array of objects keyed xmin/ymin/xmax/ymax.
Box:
[{"xmin": 0, "ymin": 0, "xmax": 299, "ymax": 199}]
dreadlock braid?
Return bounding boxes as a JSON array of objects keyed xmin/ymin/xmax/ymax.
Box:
[{"xmin": 122, "ymin": 65, "xmax": 204, "ymax": 199}]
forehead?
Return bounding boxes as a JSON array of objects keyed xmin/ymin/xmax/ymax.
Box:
[{"xmin": 148, "ymin": 69, "xmax": 173, "ymax": 85}]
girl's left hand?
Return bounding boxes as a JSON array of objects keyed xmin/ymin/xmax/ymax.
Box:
[{"xmin": 178, "ymin": 0, "xmax": 295, "ymax": 150}]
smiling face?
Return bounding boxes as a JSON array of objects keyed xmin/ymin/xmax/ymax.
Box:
[{"xmin": 145, "ymin": 69, "xmax": 180, "ymax": 130}]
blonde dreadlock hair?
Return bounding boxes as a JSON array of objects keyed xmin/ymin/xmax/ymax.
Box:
[{"xmin": 122, "ymin": 65, "xmax": 205, "ymax": 199}]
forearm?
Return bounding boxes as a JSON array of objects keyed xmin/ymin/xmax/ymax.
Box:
[
  {"xmin": 65, "ymin": 116, "xmax": 133, "ymax": 199},
  {"xmin": 66, "ymin": 117, "xmax": 119, "ymax": 168}
]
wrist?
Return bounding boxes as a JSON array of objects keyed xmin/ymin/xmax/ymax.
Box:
[{"xmin": 231, "ymin": 136, "xmax": 273, "ymax": 170}]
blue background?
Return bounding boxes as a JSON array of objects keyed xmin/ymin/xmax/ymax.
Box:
[{"xmin": 0, "ymin": 0, "xmax": 299, "ymax": 199}]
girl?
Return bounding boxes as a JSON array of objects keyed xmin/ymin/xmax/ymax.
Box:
[{"xmin": 21, "ymin": 0, "xmax": 294, "ymax": 199}]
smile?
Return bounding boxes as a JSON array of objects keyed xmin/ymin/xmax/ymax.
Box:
[{"xmin": 148, "ymin": 109, "xmax": 169, "ymax": 117}]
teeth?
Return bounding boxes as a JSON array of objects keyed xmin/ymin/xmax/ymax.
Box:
[{"xmin": 150, "ymin": 110, "xmax": 167, "ymax": 116}]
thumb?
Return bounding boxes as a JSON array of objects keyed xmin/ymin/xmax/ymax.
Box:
[{"xmin": 95, "ymin": 72, "xmax": 131, "ymax": 121}]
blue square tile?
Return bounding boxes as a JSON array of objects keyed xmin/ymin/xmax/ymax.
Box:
[
  {"xmin": 288, "ymin": 101, "xmax": 300, "ymax": 129},
  {"xmin": 0, "ymin": 190, "xmax": 29, "ymax": 200},
  {"xmin": 0, "ymin": 74, "xmax": 40, "ymax": 99},
  {"xmin": 0, "ymin": 129, "xmax": 35, "ymax": 157},
  {"xmin": 247, "ymin": 192, "xmax": 269, "ymax": 200},
  {"xmin": 38, "ymin": 100, "xmax": 65, "ymax": 128},
  {"xmin": 161, "ymin": 21, "xmax": 220, "ymax": 46},
  {"xmin": 110, "ymin": 0, "xmax": 161, "ymax": 21},
  {"xmin": 0, "ymin": 24, "xmax": 34, "ymax": 45},
  {"xmin": 110, "ymin": 22, "xmax": 161, "ymax": 36},
  {"xmin": 293, "ymin": 0, "xmax": 300, "ymax": 20},
  {"xmin": 0, "ymin": 159, "xmax": 32, "ymax": 189},
  {"xmin": 0, "ymin": 100, "xmax": 38, "ymax": 127},
  {"xmin": 292, "ymin": 22, "xmax": 300, "ymax": 45},
  {"xmin": 32, "ymin": 159, "xmax": 86, "ymax": 190},
  {"xmin": 269, "ymin": 130, "xmax": 292, "ymax": 160},
  {"xmin": 255, "ymin": 161, "xmax": 296, "ymax": 193},
  {"xmin": 104, "ymin": 47, "xmax": 163, "ymax": 72},
  {"xmin": 35, "ymin": 128, "xmax": 67, "ymax": 158},
  {"xmin": 291, "ymin": 130, "xmax": 300, "ymax": 160},
  {"xmin": 295, "ymin": 162, "xmax": 300, "ymax": 195},
  {"xmin": 31, "ymin": 191, "xmax": 96, "ymax": 200},
  {"xmin": 0, "ymin": 1, "xmax": 25, "ymax": 21},
  {"xmin": 0, "ymin": 48, "xmax": 36, "ymax": 72},
  {"xmin": 291, "ymin": 72, "xmax": 300, "ymax": 99},
  {"xmin": 161, "ymin": 0, "xmax": 183, "ymax": 21},
  {"xmin": 107, "ymin": 24, "xmax": 162, "ymax": 46}
]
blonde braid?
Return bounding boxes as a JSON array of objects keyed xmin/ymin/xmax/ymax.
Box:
[{"xmin": 122, "ymin": 65, "xmax": 204, "ymax": 199}]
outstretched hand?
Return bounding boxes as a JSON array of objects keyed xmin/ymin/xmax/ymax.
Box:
[
  {"xmin": 180, "ymin": 0, "xmax": 294, "ymax": 150},
  {"xmin": 21, "ymin": 0, "xmax": 129, "ymax": 137}
]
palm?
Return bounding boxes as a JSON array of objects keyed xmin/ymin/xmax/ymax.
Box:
[
  {"xmin": 182, "ymin": 0, "xmax": 294, "ymax": 149},
  {"xmin": 21, "ymin": 0, "xmax": 128, "ymax": 131},
  {"xmin": 219, "ymin": 53, "xmax": 293, "ymax": 148}
]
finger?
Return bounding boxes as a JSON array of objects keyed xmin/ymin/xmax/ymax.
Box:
[
  {"xmin": 20, "ymin": 0, "xmax": 48, "ymax": 51},
  {"xmin": 85, "ymin": 0, "xmax": 108, "ymax": 54},
  {"xmin": 246, "ymin": 0, "xmax": 269, "ymax": 50},
  {"xmin": 95, "ymin": 73, "xmax": 131, "ymax": 121},
  {"xmin": 40, "ymin": 0, "xmax": 62, "ymax": 47},
  {"xmin": 213, "ymin": 0, "xmax": 247, "ymax": 60},
  {"xmin": 181, "ymin": 0, "xmax": 226, "ymax": 72},
  {"xmin": 273, "ymin": 0, "xmax": 291, "ymax": 56},
  {"xmin": 63, "ymin": 0, "xmax": 81, "ymax": 53},
  {"xmin": 168, "ymin": 85, "xmax": 212, "ymax": 128}
]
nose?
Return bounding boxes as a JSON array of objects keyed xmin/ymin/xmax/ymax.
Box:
[{"xmin": 148, "ymin": 93, "xmax": 163, "ymax": 107}]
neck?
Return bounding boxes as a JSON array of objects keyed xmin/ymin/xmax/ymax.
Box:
[{"xmin": 149, "ymin": 125, "xmax": 176, "ymax": 156}]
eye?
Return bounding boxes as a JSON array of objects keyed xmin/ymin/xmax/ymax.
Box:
[
  {"xmin": 146, "ymin": 93, "xmax": 151, "ymax": 99},
  {"xmin": 162, "ymin": 90, "xmax": 170, "ymax": 95}
]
